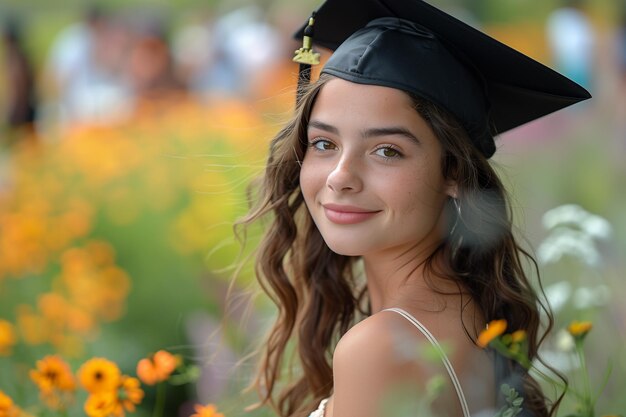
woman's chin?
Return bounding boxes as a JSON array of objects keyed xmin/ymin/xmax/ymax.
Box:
[{"xmin": 323, "ymin": 240, "xmax": 366, "ymax": 257}]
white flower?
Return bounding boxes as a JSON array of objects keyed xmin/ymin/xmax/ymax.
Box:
[
  {"xmin": 537, "ymin": 228, "xmax": 600, "ymax": 267},
  {"xmin": 555, "ymin": 329, "xmax": 576, "ymax": 352},
  {"xmin": 542, "ymin": 204, "xmax": 612, "ymax": 239},
  {"xmin": 542, "ymin": 204, "xmax": 588, "ymax": 230},
  {"xmin": 543, "ymin": 281, "xmax": 573, "ymax": 313},
  {"xmin": 580, "ymin": 215, "xmax": 612, "ymax": 239},
  {"xmin": 573, "ymin": 285, "xmax": 611, "ymax": 309}
]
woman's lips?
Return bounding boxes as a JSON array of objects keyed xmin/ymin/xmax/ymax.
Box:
[{"xmin": 322, "ymin": 204, "xmax": 381, "ymax": 225}]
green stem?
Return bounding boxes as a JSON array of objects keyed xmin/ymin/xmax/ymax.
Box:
[
  {"xmin": 576, "ymin": 340, "xmax": 593, "ymax": 417},
  {"xmin": 527, "ymin": 359, "xmax": 592, "ymax": 406},
  {"xmin": 591, "ymin": 359, "xmax": 612, "ymax": 409},
  {"xmin": 153, "ymin": 382, "xmax": 166, "ymax": 417}
]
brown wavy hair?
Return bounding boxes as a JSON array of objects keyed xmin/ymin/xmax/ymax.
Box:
[{"xmin": 237, "ymin": 74, "xmax": 558, "ymax": 417}]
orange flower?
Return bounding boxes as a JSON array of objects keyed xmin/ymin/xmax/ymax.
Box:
[
  {"xmin": 84, "ymin": 391, "xmax": 117, "ymax": 417},
  {"xmin": 510, "ymin": 330, "xmax": 527, "ymax": 343},
  {"xmin": 85, "ymin": 241, "xmax": 115, "ymax": 267},
  {"xmin": 38, "ymin": 293, "xmax": 69, "ymax": 327},
  {"xmin": 16, "ymin": 304, "xmax": 48, "ymax": 345},
  {"xmin": 83, "ymin": 376, "xmax": 143, "ymax": 417},
  {"xmin": 136, "ymin": 350, "xmax": 178, "ymax": 385},
  {"xmin": 114, "ymin": 376, "xmax": 144, "ymax": 415},
  {"xmin": 29, "ymin": 355, "xmax": 76, "ymax": 409},
  {"xmin": 0, "ymin": 390, "xmax": 19, "ymax": 417},
  {"xmin": 64, "ymin": 305, "xmax": 95, "ymax": 334},
  {"xmin": 190, "ymin": 403, "xmax": 225, "ymax": 417},
  {"xmin": 0, "ymin": 320, "xmax": 17, "ymax": 356},
  {"xmin": 78, "ymin": 358, "xmax": 121, "ymax": 393},
  {"xmin": 477, "ymin": 319, "xmax": 507, "ymax": 348},
  {"xmin": 567, "ymin": 320, "xmax": 593, "ymax": 339}
]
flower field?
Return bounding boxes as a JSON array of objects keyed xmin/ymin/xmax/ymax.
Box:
[{"xmin": 0, "ymin": 95, "xmax": 290, "ymax": 416}]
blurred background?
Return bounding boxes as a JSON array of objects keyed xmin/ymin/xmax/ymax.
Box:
[{"xmin": 0, "ymin": 0, "xmax": 625, "ymax": 416}]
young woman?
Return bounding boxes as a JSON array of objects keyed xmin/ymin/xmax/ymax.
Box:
[{"xmin": 238, "ymin": 1, "xmax": 590, "ymax": 416}]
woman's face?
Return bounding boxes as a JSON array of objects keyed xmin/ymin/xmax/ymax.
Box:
[{"xmin": 300, "ymin": 78, "xmax": 456, "ymax": 257}]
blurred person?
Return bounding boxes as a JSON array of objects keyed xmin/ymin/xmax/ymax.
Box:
[
  {"xmin": 126, "ymin": 17, "xmax": 184, "ymax": 101},
  {"xmin": 172, "ymin": 12, "xmax": 215, "ymax": 95},
  {"xmin": 220, "ymin": 5, "xmax": 284, "ymax": 97},
  {"xmin": 546, "ymin": 0, "xmax": 596, "ymax": 90},
  {"xmin": 1, "ymin": 15, "xmax": 37, "ymax": 139},
  {"xmin": 44, "ymin": 5, "xmax": 133, "ymax": 128},
  {"xmin": 173, "ymin": 5, "xmax": 284, "ymax": 100}
]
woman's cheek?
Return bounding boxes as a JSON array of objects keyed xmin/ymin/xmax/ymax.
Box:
[{"xmin": 299, "ymin": 160, "xmax": 321, "ymax": 204}]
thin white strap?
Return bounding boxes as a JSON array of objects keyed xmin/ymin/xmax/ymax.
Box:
[{"xmin": 383, "ymin": 308, "xmax": 471, "ymax": 417}]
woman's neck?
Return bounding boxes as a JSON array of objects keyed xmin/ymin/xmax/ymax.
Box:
[{"xmin": 362, "ymin": 245, "xmax": 459, "ymax": 313}]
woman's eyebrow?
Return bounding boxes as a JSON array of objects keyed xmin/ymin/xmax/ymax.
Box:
[
  {"xmin": 308, "ymin": 120, "xmax": 339, "ymax": 134},
  {"xmin": 363, "ymin": 126, "xmax": 420, "ymax": 144},
  {"xmin": 308, "ymin": 121, "xmax": 420, "ymax": 144}
]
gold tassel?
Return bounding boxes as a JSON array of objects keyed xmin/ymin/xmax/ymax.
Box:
[{"xmin": 293, "ymin": 14, "xmax": 321, "ymax": 66}]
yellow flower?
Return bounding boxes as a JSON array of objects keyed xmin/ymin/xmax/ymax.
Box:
[
  {"xmin": 0, "ymin": 390, "xmax": 19, "ymax": 417},
  {"xmin": 477, "ymin": 319, "xmax": 507, "ymax": 348},
  {"xmin": 29, "ymin": 355, "xmax": 76, "ymax": 409},
  {"xmin": 84, "ymin": 391, "xmax": 117, "ymax": 417},
  {"xmin": 83, "ymin": 376, "xmax": 143, "ymax": 417},
  {"xmin": 0, "ymin": 320, "xmax": 17, "ymax": 356},
  {"xmin": 190, "ymin": 403, "xmax": 225, "ymax": 417},
  {"xmin": 136, "ymin": 350, "xmax": 178, "ymax": 385},
  {"xmin": 64, "ymin": 305, "xmax": 95, "ymax": 334},
  {"xmin": 511, "ymin": 330, "xmax": 527, "ymax": 343},
  {"xmin": 30, "ymin": 355, "xmax": 76, "ymax": 392},
  {"xmin": 0, "ymin": 390, "xmax": 12, "ymax": 406},
  {"xmin": 16, "ymin": 305, "xmax": 48, "ymax": 345},
  {"xmin": 567, "ymin": 320, "xmax": 593, "ymax": 339},
  {"xmin": 38, "ymin": 293, "xmax": 70, "ymax": 326},
  {"xmin": 78, "ymin": 358, "xmax": 121, "ymax": 393},
  {"xmin": 60, "ymin": 247, "xmax": 90, "ymax": 275},
  {"xmin": 114, "ymin": 376, "xmax": 144, "ymax": 415},
  {"xmin": 85, "ymin": 241, "xmax": 115, "ymax": 267}
]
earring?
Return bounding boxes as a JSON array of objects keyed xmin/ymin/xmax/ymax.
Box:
[{"xmin": 450, "ymin": 198, "xmax": 461, "ymax": 235}]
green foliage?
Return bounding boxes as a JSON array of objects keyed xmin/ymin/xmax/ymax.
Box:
[{"xmin": 495, "ymin": 384, "xmax": 524, "ymax": 417}]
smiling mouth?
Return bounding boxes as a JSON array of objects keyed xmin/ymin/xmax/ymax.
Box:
[{"xmin": 322, "ymin": 204, "xmax": 381, "ymax": 225}]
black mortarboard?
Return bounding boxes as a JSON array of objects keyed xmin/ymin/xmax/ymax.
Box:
[{"xmin": 293, "ymin": 0, "xmax": 591, "ymax": 158}]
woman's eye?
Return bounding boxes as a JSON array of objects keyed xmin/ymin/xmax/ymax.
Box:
[
  {"xmin": 374, "ymin": 146, "xmax": 402, "ymax": 158},
  {"xmin": 310, "ymin": 139, "xmax": 336, "ymax": 151}
]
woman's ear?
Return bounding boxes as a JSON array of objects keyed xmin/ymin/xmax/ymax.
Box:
[{"xmin": 445, "ymin": 179, "xmax": 458, "ymax": 199}]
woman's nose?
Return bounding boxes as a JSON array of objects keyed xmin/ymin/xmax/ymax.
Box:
[{"xmin": 326, "ymin": 154, "xmax": 363, "ymax": 193}]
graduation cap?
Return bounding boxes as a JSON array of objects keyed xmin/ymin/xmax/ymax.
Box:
[{"xmin": 293, "ymin": 0, "xmax": 591, "ymax": 158}]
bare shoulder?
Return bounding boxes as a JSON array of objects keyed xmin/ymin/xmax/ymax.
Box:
[
  {"xmin": 334, "ymin": 310, "xmax": 424, "ymax": 367},
  {"xmin": 331, "ymin": 310, "xmax": 437, "ymax": 417}
]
